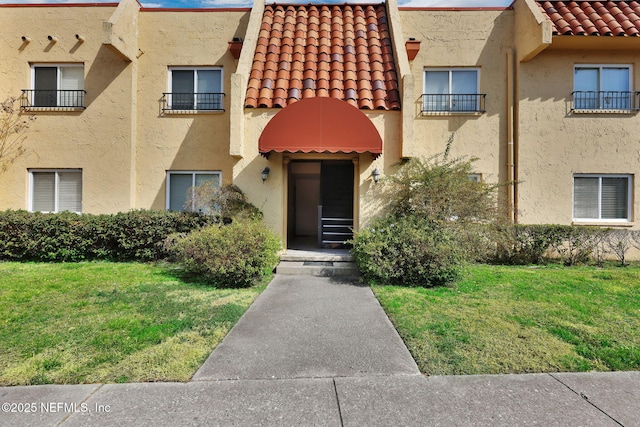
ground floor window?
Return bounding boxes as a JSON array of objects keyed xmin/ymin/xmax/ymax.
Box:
[
  {"xmin": 166, "ymin": 171, "xmax": 221, "ymax": 211},
  {"xmin": 573, "ymin": 174, "xmax": 632, "ymax": 222},
  {"xmin": 30, "ymin": 169, "xmax": 82, "ymax": 213}
]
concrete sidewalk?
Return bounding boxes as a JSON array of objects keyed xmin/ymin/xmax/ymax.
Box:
[{"xmin": 1, "ymin": 275, "xmax": 638, "ymax": 426}]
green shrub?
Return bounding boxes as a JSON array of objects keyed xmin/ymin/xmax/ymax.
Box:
[
  {"xmin": 0, "ymin": 209, "xmax": 213, "ymax": 262},
  {"xmin": 497, "ymin": 224, "xmax": 567, "ymax": 264},
  {"xmin": 168, "ymin": 220, "xmax": 281, "ymax": 288},
  {"xmin": 351, "ymin": 215, "xmax": 463, "ymax": 287},
  {"xmin": 106, "ymin": 210, "xmax": 214, "ymax": 261}
]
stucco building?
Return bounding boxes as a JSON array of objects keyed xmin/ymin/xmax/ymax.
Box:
[{"xmin": 1, "ymin": 0, "xmax": 639, "ymax": 250}]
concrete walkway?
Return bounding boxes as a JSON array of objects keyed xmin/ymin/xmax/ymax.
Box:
[{"xmin": 1, "ymin": 275, "xmax": 639, "ymax": 426}]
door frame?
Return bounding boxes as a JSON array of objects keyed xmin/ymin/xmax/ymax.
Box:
[{"xmin": 282, "ymin": 154, "xmax": 360, "ymax": 250}]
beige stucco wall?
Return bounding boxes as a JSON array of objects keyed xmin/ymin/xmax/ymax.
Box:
[
  {"xmin": 0, "ymin": 4, "xmax": 137, "ymax": 214},
  {"xmin": 135, "ymin": 9, "xmax": 249, "ymax": 210},
  {"xmin": 517, "ymin": 48, "xmax": 640, "ymax": 228},
  {"xmin": 398, "ymin": 9, "xmax": 515, "ymax": 189}
]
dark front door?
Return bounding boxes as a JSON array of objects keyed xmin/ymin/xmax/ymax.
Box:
[{"xmin": 288, "ymin": 160, "xmax": 354, "ymax": 249}]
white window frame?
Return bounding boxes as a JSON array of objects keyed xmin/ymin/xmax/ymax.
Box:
[
  {"xmin": 29, "ymin": 169, "xmax": 83, "ymax": 213},
  {"xmin": 573, "ymin": 64, "xmax": 632, "ymax": 111},
  {"xmin": 166, "ymin": 171, "xmax": 222, "ymax": 211},
  {"xmin": 167, "ymin": 67, "xmax": 224, "ymax": 111},
  {"xmin": 423, "ymin": 67, "xmax": 481, "ymax": 112},
  {"xmin": 573, "ymin": 174, "xmax": 632, "ymax": 222},
  {"xmin": 30, "ymin": 64, "xmax": 85, "ymax": 108}
]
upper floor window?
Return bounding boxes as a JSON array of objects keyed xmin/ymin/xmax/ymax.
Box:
[
  {"xmin": 30, "ymin": 169, "xmax": 82, "ymax": 213},
  {"xmin": 573, "ymin": 174, "xmax": 632, "ymax": 222},
  {"xmin": 166, "ymin": 171, "xmax": 221, "ymax": 211},
  {"xmin": 164, "ymin": 67, "xmax": 224, "ymax": 111},
  {"xmin": 23, "ymin": 64, "xmax": 85, "ymax": 109},
  {"xmin": 422, "ymin": 68, "xmax": 485, "ymax": 113},
  {"xmin": 573, "ymin": 65, "xmax": 634, "ymax": 111}
]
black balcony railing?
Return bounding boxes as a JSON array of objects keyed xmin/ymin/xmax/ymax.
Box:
[
  {"xmin": 21, "ymin": 89, "xmax": 86, "ymax": 109},
  {"xmin": 162, "ymin": 93, "xmax": 225, "ymax": 111},
  {"xmin": 572, "ymin": 91, "xmax": 639, "ymax": 111},
  {"xmin": 421, "ymin": 93, "xmax": 486, "ymax": 113}
]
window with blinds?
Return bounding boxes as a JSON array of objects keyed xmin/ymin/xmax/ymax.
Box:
[
  {"xmin": 573, "ymin": 175, "xmax": 631, "ymax": 221},
  {"xmin": 30, "ymin": 170, "xmax": 82, "ymax": 213},
  {"xmin": 166, "ymin": 171, "xmax": 221, "ymax": 211}
]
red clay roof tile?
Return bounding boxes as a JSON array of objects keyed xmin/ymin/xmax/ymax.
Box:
[
  {"xmin": 537, "ymin": 1, "xmax": 640, "ymax": 35},
  {"xmin": 246, "ymin": 3, "xmax": 400, "ymax": 110}
]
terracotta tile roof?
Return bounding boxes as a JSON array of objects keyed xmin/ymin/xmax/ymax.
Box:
[
  {"xmin": 536, "ymin": 1, "xmax": 640, "ymax": 36},
  {"xmin": 245, "ymin": 3, "xmax": 401, "ymax": 110}
]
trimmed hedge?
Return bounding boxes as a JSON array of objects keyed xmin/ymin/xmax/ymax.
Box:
[
  {"xmin": 499, "ymin": 224, "xmax": 640, "ymax": 266},
  {"xmin": 0, "ymin": 209, "xmax": 215, "ymax": 262}
]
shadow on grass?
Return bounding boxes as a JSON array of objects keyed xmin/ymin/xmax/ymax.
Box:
[{"xmin": 157, "ymin": 261, "xmax": 274, "ymax": 289}]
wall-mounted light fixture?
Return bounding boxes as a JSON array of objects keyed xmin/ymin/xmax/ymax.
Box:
[
  {"xmin": 75, "ymin": 34, "xmax": 85, "ymax": 43},
  {"xmin": 47, "ymin": 35, "xmax": 58, "ymax": 43},
  {"xmin": 21, "ymin": 36, "xmax": 31, "ymax": 43},
  {"xmin": 261, "ymin": 167, "xmax": 270, "ymax": 182},
  {"xmin": 372, "ymin": 167, "xmax": 381, "ymax": 184}
]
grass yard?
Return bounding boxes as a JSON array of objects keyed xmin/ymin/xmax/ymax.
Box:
[
  {"xmin": 374, "ymin": 264, "xmax": 640, "ymax": 375},
  {"xmin": 0, "ymin": 262, "xmax": 263, "ymax": 386}
]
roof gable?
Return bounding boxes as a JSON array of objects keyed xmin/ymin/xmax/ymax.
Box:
[{"xmin": 245, "ymin": 3, "xmax": 401, "ymax": 110}]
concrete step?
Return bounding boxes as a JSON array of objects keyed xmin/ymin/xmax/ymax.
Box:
[{"xmin": 275, "ymin": 260, "xmax": 360, "ymax": 277}]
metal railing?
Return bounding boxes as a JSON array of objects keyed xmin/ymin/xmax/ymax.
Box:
[
  {"xmin": 21, "ymin": 90, "xmax": 86, "ymax": 109},
  {"xmin": 572, "ymin": 91, "xmax": 639, "ymax": 111},
  {"xmin": 162, "ymin": 93, "xmax": 225, "ymax": 111},
  {"xmin": 317, "ymin": 205, "xmax": 353, "ymax": 248},
  {"xmin": 421, "ymin": 93, "xmax": 486, "ymax": 113}
]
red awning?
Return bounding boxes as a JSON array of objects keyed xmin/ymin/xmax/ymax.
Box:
[{"xmin": 258, "ymin": 97, "xmax": 382, "ymax": 158}]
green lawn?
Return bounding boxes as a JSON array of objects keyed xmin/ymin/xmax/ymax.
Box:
[
  {"xmin": 374, "ymin": 264, "xmax": 640, "ymax": 375},
  {"xmin": 0, "ymin": 262, "xmax": 263, "ymax": 385}
]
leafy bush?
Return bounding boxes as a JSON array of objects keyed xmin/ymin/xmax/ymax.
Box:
[
  {"xmin": 0, "ymin": 209, "xmax": 213, "ymax": 262},
  {"xmin": 351, "ymin": 215, "xmax": 463, "ymax": 287},
  {"xmin": 352, "ymin": 135, "xmax": 508, "ymax": 287},
  {"xmin": 168, "ymin": 220, "xmax": 281, "ymax": 288},
  {"xmin": 383, "ymin": 135, "xmax": 503, "ymax": 225}
]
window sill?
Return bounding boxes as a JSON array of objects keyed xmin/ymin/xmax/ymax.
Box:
[
  {"xmin": 572, "ymin": 221, "xmax": 634, "ymax": 227},
  {"xmin": 162, "ymin": 109, "xmax": 225, "ymax": 115},
  {"xmin": 22, "ymin": 106, "xmax": 85, "ymax": 112},
  {"xmin": 571, "ymin": 109, "xmax": 637, "ymax": 115}
]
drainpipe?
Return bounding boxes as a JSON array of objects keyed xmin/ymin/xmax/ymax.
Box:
[{"xmin": 506, "ymin": 48, "xmax": 517, "ymax": 223}]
